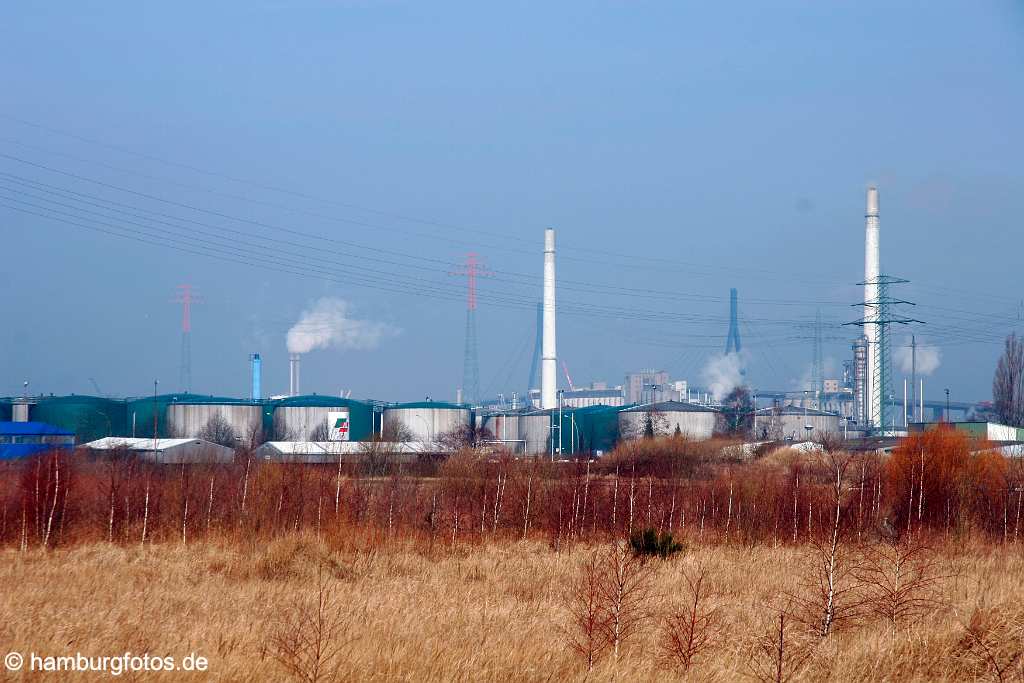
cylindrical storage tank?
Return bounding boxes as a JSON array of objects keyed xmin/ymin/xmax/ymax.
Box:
[
  {"xmin": 479, "ymin": 412, "xmax": 522, "ymax": 451},
  {"xmin": 126, "ymin": 393, "xmax": 210, "ymax": 439},
  {"xmin": 0, "ymin": 400, "xmax": 12, "ymax": 422},
  {"xmin": 167, "ymin": 400, "xmax": 263, "ymax": 445},
  {"xmin": 520, "ymin": 411, "xmax": 552, "ymax": 456},
  {"xmin": 272, "ymin": 396, "xmax": 374, "ymax": 441},
  {"xmin": 31, "ymin": 395, "xmax": 128, "ymax": 442},
  {"xmin": 570, "ymin": 406, "xmax": 621, "ymax": 455},
  {"xmin": 381, "ymin": 402, "xmax": 470, "ymax": 442},
  {"xmin": 618, "ymin": 401, "xmax": 718, "ymax": 441},
  {"xmin": 777, "ymin": 407, "xmax": 840, "ymax": 441}
]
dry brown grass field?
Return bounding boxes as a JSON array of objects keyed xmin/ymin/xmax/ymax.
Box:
[
  {"xmin": 1, "ymin": 535, "xmax": 1023, "ymax": 681},
  {"xmin": 1, "ymin": 427, "xmax": 1023, "ymax": 680}
]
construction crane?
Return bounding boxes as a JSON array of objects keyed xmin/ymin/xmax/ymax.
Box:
[
  {"xmin": 89, "ymin": 377, "xmax": 103, "ymax": 396},
  {"xmin": 561, "ymin": 361, "xmax": 575, "ymax": 392}
]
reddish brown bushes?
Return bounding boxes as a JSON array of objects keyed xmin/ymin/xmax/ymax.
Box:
[
  {"xmin": 887, "ymin": 427, "xmax": 1011, "ymax": 536},
  {"xmin": 0, "ymin": 430, "xmax": 1018, "ymax": 552}
]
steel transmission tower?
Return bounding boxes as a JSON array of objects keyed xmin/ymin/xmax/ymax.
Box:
[
  {"xmin": 845, "ymin": 275, "xmax": 920, "ymax": 435},
  {"xmin": 172, "ymin": 284, "xmax": 200, "ymax": 393},
  {"xmin": 450, "ymin": 254, "xmax": 492, "ymax": 406},
  {"xmin": 527, "ymin": 301, "xmax": 543, "ymax": 401},
  {"xmin": 811, "ymin": 309, "xmax": 824, "ymax": 408},
  {"xmin": 725, "ymin": 288, "xmax": 741, "ymax": 354}
]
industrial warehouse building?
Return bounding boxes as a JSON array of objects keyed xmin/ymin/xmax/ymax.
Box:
[
  {"xmin": 618, "ymin": 401, "xmax": 719, "ymax": 441},
  {"xmin": 83, "ymin": 437, "xmax": 235, "ymax": 464},
  {"xmin": 558, "ymin": 388, "xmax": 626, "ymax": 408},
  {"xmin": 0, "ymin": 422, "xmax": 75, "ymax": 459},
  {"xmin": 255, "ymin": 440, "xmax": 447, "ymax": 464},
  {"xmin": 909, "ymin": 421, "xmax": 1024, "ymax": 443}
]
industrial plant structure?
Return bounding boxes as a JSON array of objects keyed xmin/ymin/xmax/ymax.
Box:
[
  {"xmin": 382, "ymin": 401, "xmax": 471, "ymax": 442},
  {"xmin": 272, "ymin": 395, "xmax": 374, "ymax": 442},
  {"xmin": 845, "ymin": 186, "xmax": 920, "ymax": 435},
  {"xmin": 0, "ymin": 215, "xmax": 966, "ymax": 460},
  {"xmin": 0, "ymin": 421, "xmax": 75, "ymax": 459},
  {"xmin": 753, "ymin": 405, "xmax": 842, "ymax": 442},
  {"xmin": 618, "ymin": 401, "xmax": 719, "ymax": 441},
  {"xmin": 541, "ymin": 227, "xmax": 557, "ymax": 410},
  {"xmin": 863, "ymin": 186, "xmax": 881, "ymax": 430},
  {"xmin": 167, "ymin": 399, "xmax": 263, "ymax": 442}
]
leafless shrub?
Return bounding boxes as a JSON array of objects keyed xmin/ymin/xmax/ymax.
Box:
[
  {"xmin": 357, "ymin": 439, "xmax": 398, "ymax": 477},
  {"xmin": 659, "ymin": 564, "xmax": 723, "ymax": 673},
  {"xmin": 565, "ymin": 550, "xmax": 609, "ymax": 670},
  {"xmin": 379, "ymin": 421, "xmax": 414, "ymax": 443},
  {"xmin": 815, "ymin": 432, "xmax": 846, "ymax": 454},
  {"xmin": 789, "ymin": 451, "xmax": 863, "ymax": 637},
  {"xmin": 564, "ymin": 541, "xmax": 656, "ymax": 669},
  {"xmin": 993, "ymin": 333, "xmax": 1024, "ymax": 428},
  {"xmin": 437, "ymin": 424, "xmax": 476, "ymax": 450},
  {"xmin": 308, "ymin": 419, "xmax": 330, "ymax": 443},
  {"xmin": 268, "ymin": 561, "xmax": 354, "ymax": 682},
  {"xmin": 602, "ymin": 539, "xmax": 656, "ymax": 660},
  {"xmin": 853, "ymin": 536, "xmax": 951, "ymax": 639},
  {"xmin": 620, "ymin": 408, "xmax": 669, "ymax": 441},
  {"xmin": 199, "ymin": 413, "xmax": 237, "ymax": 448},
  {"xmin": 789, "ymin": 534, "xmax": 864, "ymax": 637},
  {"xmin": 747, "ymin": 607, "xmax": 816, "ymax": 683},
  {"xmin": 956, "ymin": 606, "xmax": 1024, "ymax": 682}
]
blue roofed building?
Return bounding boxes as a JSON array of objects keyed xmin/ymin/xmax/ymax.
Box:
[{"xmin": 0, "ymin": 422, "xmax": 76, "ymax": 460}]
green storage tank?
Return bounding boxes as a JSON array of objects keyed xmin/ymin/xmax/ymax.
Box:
[
  {"xmin": 570, "ymin": 405, "xmax": 621, "ymax": 455},
  {"xmin": 125, "ymin": 393, "xmax": 236, "ymax": 439},
  {"xmin": 31, "ymin": 395, "xmax": 128, "ymax": 443},
  {"xmin": 518, "ymin": 406, "xmax": 621, "ymax": 457},
  {"xmin": 270, "ymin": 395, "xmax": 375, "ymax": 441}
]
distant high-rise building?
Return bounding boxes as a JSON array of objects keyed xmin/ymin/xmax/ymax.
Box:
[{"xmin": 625, "ymin": 370, "xmax": 669, "ymax": 404}]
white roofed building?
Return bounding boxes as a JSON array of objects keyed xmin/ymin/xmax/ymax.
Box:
[{"xmin": 83, "ymin": 437, "xmax": 234, "ymax": 464}]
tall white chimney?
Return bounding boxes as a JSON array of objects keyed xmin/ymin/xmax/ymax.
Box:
[
  {"xmin": 289, "ymin": 353, "xmax": 301, "ymax": 396},
  {"xmin": 864, "ymin": 186, "xmax": 881, "ymax": 430},
  {"xmin": 541, "ymin": 228, "xmax": 557, "ymax": 410}
]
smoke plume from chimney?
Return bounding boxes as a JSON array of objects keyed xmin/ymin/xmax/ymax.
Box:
[{"xmin": 286, "ymin": 298, "xmax": 397, "ymax": 355}]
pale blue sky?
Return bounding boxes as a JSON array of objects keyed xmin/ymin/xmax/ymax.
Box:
[{"xmin": 1, "ymin": 1, "xmax": 1022, "ymax": 403}]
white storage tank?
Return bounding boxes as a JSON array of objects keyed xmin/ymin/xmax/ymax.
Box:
[
  {"xmin": 478, "ymin": 412, "xmax": 523, "ymax": 452},
  {"xmin": 167, "ymin": 401, "xmax": 263, "ymax": 444},
  {"xmin": 520, "ymin": 411, "xmax": 553, "ymax": 456},
  {"xmin": 754, "ymin": 405, "xmax": 841, "ymax": 441},
  {"xmin": 272, "ymin": 396, "xmax": 374, "ymax": 441},
  {"xmin": 381, "ymin": 402, "xmax": 471, "ymax": 442},
  {"xmin": 618, "ymin": 401, "xmax": 718, "ymax": 441}
]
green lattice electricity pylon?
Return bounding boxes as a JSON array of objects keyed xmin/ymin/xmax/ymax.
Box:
[{"xmin": 844, "ymin": 275, "xmax": 921, "ymax": 436}]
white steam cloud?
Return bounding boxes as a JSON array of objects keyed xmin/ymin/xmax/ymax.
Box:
[
  {"xmin": 286, "ymin": 298, "xmax": 398, "ymax": 354},
  {"xmin": 895, "ymin": 337, "xmax": 941, "ymax": 376},
  {"xmin": 702, "ymin": 352, "xmax": 746, "ymax": 401}
]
